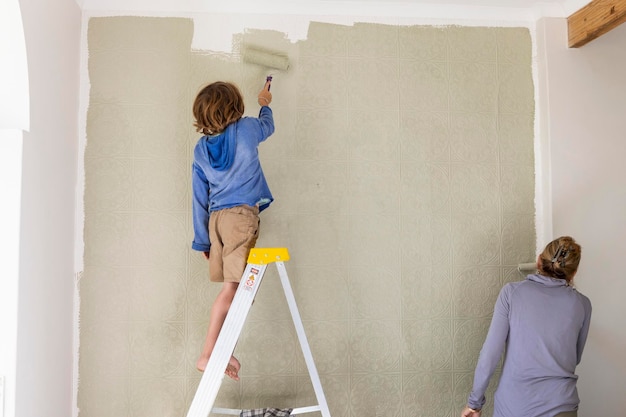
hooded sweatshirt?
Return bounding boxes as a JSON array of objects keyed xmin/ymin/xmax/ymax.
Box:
[
  {"xmin": 468, "ymin": 273, "xmax": 592, "ymax": 417},
  {"xmin": 191, "ymin": 106, "xmax": 274, "ymax": 252}
]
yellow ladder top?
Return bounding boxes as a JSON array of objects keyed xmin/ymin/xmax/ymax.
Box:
[{"xmin": 247, "ymin": 247, "xmax": 290, "ymax": 264}]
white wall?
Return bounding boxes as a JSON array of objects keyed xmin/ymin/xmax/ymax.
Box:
[
  {"xmin": 1, "ymin": 3, "xmax": 29, "ymax": 416},
  {"xmin": 16, "ymin": 1, "xmax": 81, "ymax": 417},
  {"xmin": 537, "ymin": 17, "xmax": 626, "ymax": 416},
  {"xmin": 0, "ymin": 131, "xmax": 22, "ymax": 417}
]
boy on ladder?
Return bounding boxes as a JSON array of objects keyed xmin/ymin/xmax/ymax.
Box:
[{"xmin": 190, "ymin": 78, "xmax": 275, "ymax": 380}]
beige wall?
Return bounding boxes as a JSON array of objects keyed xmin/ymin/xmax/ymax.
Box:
[
  {"xmin": 537, "ymin": 17, "xmax": 626, "ymax": 417},
  {"xmin": 79, "ymin": 16, "xmax": 536, "ymax": 417}
]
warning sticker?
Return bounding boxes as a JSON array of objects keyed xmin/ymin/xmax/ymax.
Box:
[{"xmin": 244, "ymin": 271, "xmax": 258, "ymax": 291}]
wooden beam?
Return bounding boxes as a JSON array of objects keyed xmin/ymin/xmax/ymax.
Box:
[{"xmin": 568, "ymin": 0, "xmax": 626, "ymax": 48}]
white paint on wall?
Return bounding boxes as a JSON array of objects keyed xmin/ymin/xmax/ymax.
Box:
[
  {"xmin": 533, "ymin": 18, "xmax": 554, "ymax": 250},
  {"xmin": 73, "ymin": 14, "xmax": 92, "ymax": 416}
]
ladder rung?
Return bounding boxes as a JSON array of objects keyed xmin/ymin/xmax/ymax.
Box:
[
  {"xmin": 211, "ymin": 406, "xmax": 322, "ymax": 415},
  {"xmin": 291, "ymin": 406, "xmax": 323, "ymax": 415}
]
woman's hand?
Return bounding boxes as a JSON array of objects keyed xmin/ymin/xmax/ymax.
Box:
[
  {"xmin": 257, "ymin": 79, "xmax": 272, "ymax": 106},
  {"xmin": 461, "ymin": 406, "xmax": 481, "ymax": 417}
]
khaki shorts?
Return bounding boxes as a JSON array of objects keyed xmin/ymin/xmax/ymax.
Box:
[{"xmin": 208, "ymin": 205, "xmax": 260, "ymax": 283}]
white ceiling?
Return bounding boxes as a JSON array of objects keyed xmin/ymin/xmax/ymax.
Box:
[{"xmin": 78, "ymin": 0, "xmax": 592, "ymax": 20}]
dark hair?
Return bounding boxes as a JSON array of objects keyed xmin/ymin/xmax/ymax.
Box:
[
  {"xmin": 192, "ymin": 82, "xmax": 244, "ymax": 135},
  {"xmin": 538, "ymin": 236, "xmax": 581, "ymax": 283}
]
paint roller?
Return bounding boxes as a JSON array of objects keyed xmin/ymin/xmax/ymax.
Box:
[
  {"xmin": 518, "ymin": 262, "xmax": 537, "ymax": 276},
  {"xmin": 243, "ymin": 47, "xmax": 290, "ymax": 94},
  {"xmin": 242, "ymin": 46, "xmax": 291, "ymax": 72}
]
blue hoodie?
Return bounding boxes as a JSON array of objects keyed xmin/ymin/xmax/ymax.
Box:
[{"xmin": 191, "ymin": 106, "xmax": 274, "ymax": 252}]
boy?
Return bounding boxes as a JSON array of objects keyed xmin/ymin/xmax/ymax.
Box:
[{"xmin": 191, "ymin": 79, "xmax": 274, "ymax": 380}]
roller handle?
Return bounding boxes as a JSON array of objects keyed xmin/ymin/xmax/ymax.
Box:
[{"xmin": 266, "ymin": 76, "xmax": 272, "ymax": 91}]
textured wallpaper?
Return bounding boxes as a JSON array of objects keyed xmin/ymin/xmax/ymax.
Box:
[{"xmin": 79, "ymin": 16, "xmax": 536, "ymax": 417}]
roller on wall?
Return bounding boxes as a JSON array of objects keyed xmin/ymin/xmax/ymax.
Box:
[
  {"xmin": 518, "ymin": 262, "xmax": 537, "ymax": 276},
  {"xmin": 242, "ymin": 46, "xmax": 290, "ymax": 71}
]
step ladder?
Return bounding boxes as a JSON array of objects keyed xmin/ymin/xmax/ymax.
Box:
[{"xmin": 186, "ymin": 248, "xmax": 332, "ymax": 417}]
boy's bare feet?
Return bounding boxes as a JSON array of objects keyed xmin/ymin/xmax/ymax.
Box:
[
  {"xmin": 196, "ymin": 355, "xmax": 241, "ymax": 381},
  {"xmin": 196, "ymin": 356, "xmax": 209, "ymax": 372},
  {"xmin": 225, "ymin": 356, "xmax": 241, "ymax": 381}
]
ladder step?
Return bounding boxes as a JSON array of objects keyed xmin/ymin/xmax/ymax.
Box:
[
  {"xmin": 247, "ymin": 247, "xmax": 290, "ymax": 264},
  {"xmin": 211, "ymin": 406, "xmax": 322, "ymax": 415}
]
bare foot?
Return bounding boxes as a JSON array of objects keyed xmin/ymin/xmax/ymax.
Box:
[
  {"xmin": 196, "ymin": 355, "xmax": 240, "ymax": 380},
  {"xmin": 196, "ymin": 357, "xmax": 208, "ymax": 372},
  {"xmin": 225, "ymin": 356, "xmax": 241, "ymax": 381}
]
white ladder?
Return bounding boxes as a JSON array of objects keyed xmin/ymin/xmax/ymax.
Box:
[{"xmin": 186, "ymin": 248, "xmax": 332, "ymax": 417}]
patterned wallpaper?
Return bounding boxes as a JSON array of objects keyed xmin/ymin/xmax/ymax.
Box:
[{"xmin": 79, "ymin": 16, "xmax": 536, "ymax": 417}]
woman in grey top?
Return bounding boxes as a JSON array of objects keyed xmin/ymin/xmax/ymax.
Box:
[{"xmin": 461, "ymin": 236, "xmax": 592, "ymax": 417}]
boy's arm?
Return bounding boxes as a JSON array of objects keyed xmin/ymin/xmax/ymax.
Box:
[
  {"xmin": 257, "ymin": 106, "xmax": 275, "ymax": 140},
  {"xmin": 191, "ymin": 161, "xmax": 211, "ymax": 252},
  {"xmin": 256, "ymin": 78, "xmax": 275, "ymax": 140}
]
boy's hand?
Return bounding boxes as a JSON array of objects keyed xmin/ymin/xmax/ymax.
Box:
[{"xmin": 258, "ymin": 79, "xmax": 272, "ymax": 106}]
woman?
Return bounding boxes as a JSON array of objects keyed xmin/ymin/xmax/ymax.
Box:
[{"xmin": 461, "ymin": 236, "xmax": 592, "ymax": 417}]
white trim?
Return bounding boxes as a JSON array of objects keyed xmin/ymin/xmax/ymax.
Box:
[{"xmin": 78, "ymin": 0, "xmax": 586, "ymax": 20}]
